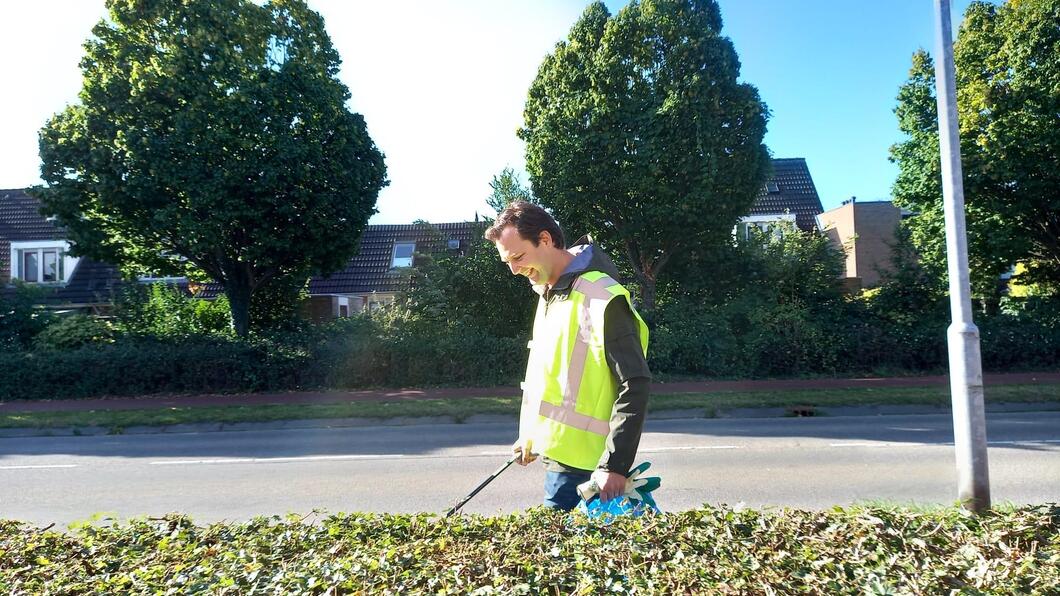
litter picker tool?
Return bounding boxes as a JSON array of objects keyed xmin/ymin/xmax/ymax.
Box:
[{"xmin": 445, "ymin": 455, "xmax": 517, "ymax": 517}]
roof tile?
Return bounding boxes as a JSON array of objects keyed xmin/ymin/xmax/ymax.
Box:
[{"xmin": 752, "ymin": 158, "xmax": 825, "ymax": 231}]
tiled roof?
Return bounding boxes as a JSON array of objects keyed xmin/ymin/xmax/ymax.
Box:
[
  {"xmin": 196, "ymin": 221, "xmax": 484, "ymax": 299},
  {"xmin": 310, "ymin": 222, "xmax": 482, "ymax": 295},
  {"xmin": 752, "ymin": 158, "xmax": 824, "ymax": 231},
  {"xmin": 0, "ymin": 189, "xmax": 124, "ymax": 306},
  {"xmin": 54, "ymin": 258, "xmax": 125, "ymax": 305},
  {"xmin": 0, "ymin": 188, "xmax": 65, "ymax": 279}
]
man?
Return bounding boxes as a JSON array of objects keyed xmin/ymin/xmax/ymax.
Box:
[{"xmin": 485, "ymin": 201, "xmax": 651, "ymax": 511}]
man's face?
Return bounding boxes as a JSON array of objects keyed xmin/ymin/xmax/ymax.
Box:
[{"xmin": 494, "ymin": 225, "xmax": 554, "ymax": 286}]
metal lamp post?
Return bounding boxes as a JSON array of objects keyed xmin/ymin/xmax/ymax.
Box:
[{"xmin": 933, "ymin": 0, "xmax": 991, "ymax": 512}]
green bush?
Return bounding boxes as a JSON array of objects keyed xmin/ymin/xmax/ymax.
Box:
[
  {"xmin": 401, "ymin": 222, "xmax": 536, "ymax": 339},
  {"xmin": 0, "ymin": 283, "xmax": 54, "ymax": 350},
  {"xmin": 315, "ymin": 315, "xmax": 527, "ymax": 389},
  {"xmin": 2, "ymin": 215, "xmax": 1056, "ymax": 399},
  {"xmin": 652, "ymin": 227, "xmax": 850, "ymax": 378},
  {"xmin": 980, "ymin": 296, "xmax": 1060, "ymax": 370},
  {"xmin": 32, "ymin": 314, "xmax": 114, "ymax": 350},
  {"xmin": 0, "ymin": 336, "xmax": 312, "ymax": 400},
  {"xmin": 248, "ymin": 274, "xmax": 311, "ymax": 332},
  {"xmin": 2, "ymin": 505, "xmax": 1057, "ymax": 593},
  {"xmin": 0, "ymin": 313, "xmax": 529, "ymax": 400},
  {"xmin": 113, "ymin": 283, "xmax": 232, "ymax": 337}
]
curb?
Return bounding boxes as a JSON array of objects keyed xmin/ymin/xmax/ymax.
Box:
[{"xmin": 2, "ymin": 402, "xmax": 1058, "ymax": 439}]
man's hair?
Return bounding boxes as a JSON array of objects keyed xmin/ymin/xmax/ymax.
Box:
[{"xmin": 484, "ymin": 201, "xmax": 565, "ymax": 248}]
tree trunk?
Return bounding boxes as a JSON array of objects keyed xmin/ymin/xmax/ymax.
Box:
[
  {"xmin": 636, "ymin": 272, "xmax": 657, "ymax": 325},
  {"xmin": 226, "ymin": 280, "xmax": 253, "ymax": 338}
]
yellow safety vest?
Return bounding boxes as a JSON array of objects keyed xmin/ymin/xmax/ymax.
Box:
[{"xmin": 519, "ymin": 270, "xmax": 649, "ymax": 471}]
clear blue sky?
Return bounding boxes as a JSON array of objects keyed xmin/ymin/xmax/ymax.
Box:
[
  {"xmin": 0, "ymin": 1, "xmax": 983, "ymax": 224},
  {"xmin": 700, "ymin": 0, "xmax": 979, "ymax": 210}
]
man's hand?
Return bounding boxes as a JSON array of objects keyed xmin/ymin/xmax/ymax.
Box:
[
  {"xmin": 512, "ymin": 438, "xmax": 537, "ymax": 466},
  {"xmin": 591, "ymin": 470, "xmax": 626, "ymax": 502}
]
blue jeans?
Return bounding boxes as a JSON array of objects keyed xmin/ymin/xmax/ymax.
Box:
[{"xmin": 543, "ymin": 470, "xmax": 592, "ymax": 511}]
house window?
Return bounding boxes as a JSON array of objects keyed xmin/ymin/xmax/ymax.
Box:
[
  {"xmin": 22, "ymin": 251, "xmax": 38, "ymax": 282},
  {"xmin": 17, "ymin": 248, "xmax": 64, "ymax": 283},
  {"xmin": 42, "ymin": 250, "xmax": 60, "ymax": 282},
  {"xmin": 391, "ymin": 242, "xmax": 415, "ymax": 268},
  {"xmin": 734, "ymin": 216, "xmax": 794, "ymax": 242},
  {"xmin": 736, "ymin": 222, "xmax": 776, "ymax": 241}
]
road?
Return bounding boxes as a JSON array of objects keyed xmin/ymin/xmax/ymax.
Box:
[{"xmin": 1, "ymin": 412, "xmax": 1058, "ymax": 526}]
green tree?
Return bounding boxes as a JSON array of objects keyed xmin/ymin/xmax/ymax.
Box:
[
  {"xmin": 486, "ymin": 167, "xmax": 534, "ymax": 215},
  {"xmin": 401, "ymin": 222, "xmax": 536, "ymax": 338},
  {"xmin": 520, "ymin": 0, "xmax": 770, "ymax": 314},
  {"xmin": 35, "ymin": 0, "xmax": 387, "ymax": 336},
  {"xmin": 890, "ymin": 0, "xmax": 1060, "ymax": 296}
]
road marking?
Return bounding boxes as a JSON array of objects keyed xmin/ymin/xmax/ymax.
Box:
[
  {"xmin": 829, "ymin": 440, "xmax": 1060, "ymax": 448},
  {"xmin": 150, "ymin": 454, "xmax": 405, "ymax": 466},
  {"xmin": 642, "ymin": 445, "xmax": 741, "ymax": 452},
  {"xmin": 822, "ymin": 441, "xmax": 924, "ymax": 445},
  {"xmin": 0, "ymin": 464, "xmax": 78, "ymax": 470},
  {"xmin": 989, "ymin": 439, "xmax": 1060, "ymax": 446}
]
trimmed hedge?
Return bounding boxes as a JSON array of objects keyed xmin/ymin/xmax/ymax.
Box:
[
  {"xmin": 2, "ymin": 505, "xmax": 1057, "ymax": 593},
  {"xmin": 0, "ymin": 338, "xmax": 310, "ymax": 400},
  {"xmin": 649, "ymin": 297, "xmax": 1060, "ymax": 379},
  {"xmin": 0, "ymin": 321, "xmax": 528, "ymax": 401},
  {"xmin": 1, "ymin": 295, "xmax": 1057, "ymax": 401}
]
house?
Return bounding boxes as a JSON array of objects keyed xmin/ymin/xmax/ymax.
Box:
[
  {"xmin": 300, "ymin": 222, "xmax": 480, "ymax": 319},
  {"xmin": 0, "ymin": 188, "xmax": 123, "ymax": 312},
  {"xmin": 3, "ymin": 158, "xmax": 823, "ymax": 315},
  {"xmin": 1, "ymin": 188, "xmax": 482, "ymax": 316},
  {"xmin": 735, "ymin": 157, "xmax": 824, "ymax": 240},
  {"xmin": 816, "ymin": 198, "xmax": 905, "ymax": 290}
]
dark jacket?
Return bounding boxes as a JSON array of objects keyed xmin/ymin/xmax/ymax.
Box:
[{"xmin": 539, "ymin": 236, "xmax": 652, "ymax": 476}]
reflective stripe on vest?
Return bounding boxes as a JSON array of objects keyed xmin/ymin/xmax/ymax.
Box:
[
  {"xmin": 519, "ymin": 271, "xmax": 649, "ymax": 470},
  {"xmin": 541, "ymin": 274, "xmax": 623, "ymax": 434}
]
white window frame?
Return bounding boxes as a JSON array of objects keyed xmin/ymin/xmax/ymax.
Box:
[
  {"xmin": 9, "ymin": 240, "xmax": 78, "ymax": 284},
  {"xmin": 734, "ymin": 214, "xmax": 797, "ymax": 241},
  {"xmin": 390, "ymin": 242, "xmax": 415, "ymax": 268}
]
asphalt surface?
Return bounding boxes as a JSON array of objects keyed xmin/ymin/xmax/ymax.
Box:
[{"xmin": 1, "ymin": 411, "xmax": 1058, "ymax": 526}]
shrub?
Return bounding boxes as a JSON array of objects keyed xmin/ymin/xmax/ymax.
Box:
[
  {"xmin": 1, "ymin": 505, "xmax": 1057, "ymax": 593},
  {"xmin": 32, "ymin": 314, "xmax": 114, "ymax": 350},
  {"xmin": 316, "ymin": 315, "xmax": 527, "ymax": 388},
  {"xmin": 0, "ymin": 336, "xmax": 312, "ymax": 400},
  {"xmin": 113, "ymin": 283, "xmax": 231, "ymax": 337},
  {"xmin": 0, "ymin": 283, "xmax": 54, "ymax": 350},
  {"xmin": 401, "ymin": 222, "xmax": 536, "ymax": 339}
]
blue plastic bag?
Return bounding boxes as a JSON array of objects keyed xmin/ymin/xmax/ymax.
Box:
[{"xmin": 574, "ymin": 461, "xmax": 661, "ymax": 522}]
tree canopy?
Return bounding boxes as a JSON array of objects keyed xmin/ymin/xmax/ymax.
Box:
[
  {"xmin": 890, "ymin": 0, "xmax": 1060, "ymax": 296},
  {"xmin": 486, "ymin": 167, "xmax": 535, "ymax": 215},
  {"xmin": 35, "ymin": 0, "xmax": 387, "ymax": 335},
  {"xmin": 519, "ymin": 0, "xmax": 771, "ymax": 314}
]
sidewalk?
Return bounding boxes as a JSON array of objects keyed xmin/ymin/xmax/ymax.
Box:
[{"xmin": 3, "ymin": 372, "xmax": 1059, "ymax": 413}]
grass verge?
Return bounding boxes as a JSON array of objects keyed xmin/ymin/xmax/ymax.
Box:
[
  {"xmin": 1, "ymin": 383, "xmax": 1058, "ymax": 432},
  {"xmin": 2, "ymin": 505, "xmax": 1057, "ymax": 593}
]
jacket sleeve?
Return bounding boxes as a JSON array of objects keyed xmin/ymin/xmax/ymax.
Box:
[{"xmin": 597, "ymin": 297, "xmax": 652, "ymax": 475}]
